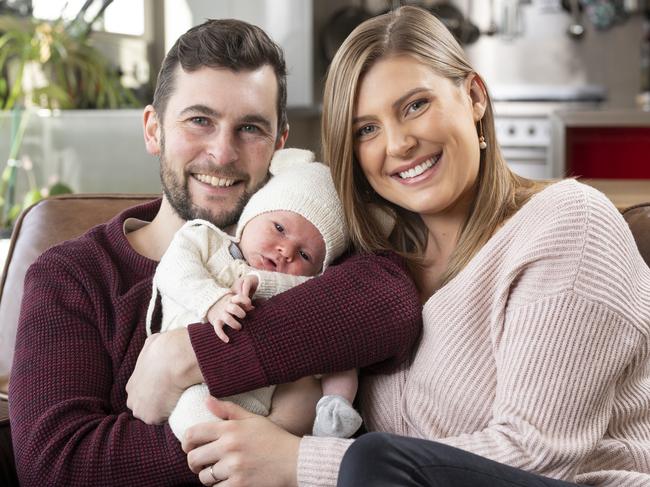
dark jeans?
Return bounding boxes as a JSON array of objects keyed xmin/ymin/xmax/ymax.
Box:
[
  {"xmin": 338, "ymin": 432, "xmax": 584, "ymax": 487},
  {"xmin": 0, "ymin": 420, "xmax": 18, "ymax": 487}
]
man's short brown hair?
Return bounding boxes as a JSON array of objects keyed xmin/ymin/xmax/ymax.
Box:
[{"xmin": 152, "ymin": 18, "xmax": 288, "ymax": 137}]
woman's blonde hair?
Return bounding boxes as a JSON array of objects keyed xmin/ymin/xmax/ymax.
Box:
[{"xmin": 322, "ymin": 5, "xmax": 544, "ymax": 287}]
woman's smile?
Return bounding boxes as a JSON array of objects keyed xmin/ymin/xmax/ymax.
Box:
[{"xmin": 391, "ymin": 152, "xmax": 443, "ymax": 185}]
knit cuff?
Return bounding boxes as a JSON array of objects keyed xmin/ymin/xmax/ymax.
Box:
[
  {"xmin": 247, "ymin": 271, "xmax": 269, "ymax": 298},
  {"xmin": 297, "ymin": 435, "xmax": 353, "ymax": 487},
  {"xmin": 188, "ymin": 322, "xmax": 267, "ymax": 397}
]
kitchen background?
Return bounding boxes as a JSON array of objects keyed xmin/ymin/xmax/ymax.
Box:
[{"xmin": 0, "ymin": 0, "xmax": 648, "ymax": 199}]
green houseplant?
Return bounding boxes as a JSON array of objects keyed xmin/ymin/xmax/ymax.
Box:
[{"xmin": 0, "ymin": 1, "xmax": 140, "ymax": 232}]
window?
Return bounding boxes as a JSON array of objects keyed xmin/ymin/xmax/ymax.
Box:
[{"xmin": 32, "ymin": 0, "xmax": 144, "ymax": 36}]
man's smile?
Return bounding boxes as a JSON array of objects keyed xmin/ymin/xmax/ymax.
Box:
[{"xmin": 194, "ymin": 173, "xmax": 237, "ymax": 188}]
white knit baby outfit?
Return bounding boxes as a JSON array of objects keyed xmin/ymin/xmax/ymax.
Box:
[{"xmin": 147, "ymin": 148, "xmax": 353, "ymax": 440}]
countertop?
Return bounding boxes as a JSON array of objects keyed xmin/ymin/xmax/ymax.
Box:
[
  {"xmin": 581, "ymin": 179, "xmax": 650, "ymax": 210},
  {"xmin": 552, "ymin": 108, "xmax": 650, "ymax": 126}
]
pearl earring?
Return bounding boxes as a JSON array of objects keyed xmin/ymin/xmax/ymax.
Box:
[{"xmin": 478, "ymin": 119, "xmax": 487, "ymax": 150}]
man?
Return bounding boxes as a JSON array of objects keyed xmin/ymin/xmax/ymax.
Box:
[{"xmin": 9, "ymin": 19, "xmax": 421, "ymax": 486}]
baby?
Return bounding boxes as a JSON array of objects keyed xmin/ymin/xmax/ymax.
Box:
[{"xmin": 146, "ymin": 148, "xmax": 362, "ymax": 440}]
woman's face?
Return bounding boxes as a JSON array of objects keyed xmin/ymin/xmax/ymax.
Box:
[{"xmin": 352, "ymin": 55, "xmax": 485, "ymax": 219}]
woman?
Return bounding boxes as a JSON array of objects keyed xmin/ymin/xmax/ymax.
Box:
[{"xmin": 183, "ymin": 6, "xmax": 650, "ymax": 486}]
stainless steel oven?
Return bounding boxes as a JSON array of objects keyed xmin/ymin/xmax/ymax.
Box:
[
  {"xmin": 494, "ymin": 103, "xmax": 552, "ymax": 179},
  {"xmin": 492, "ymin": 85, "xmax": 605, "ymax": 179}
]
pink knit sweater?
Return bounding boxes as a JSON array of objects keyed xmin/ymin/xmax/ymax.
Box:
[{"xmin": 298, "ymin": 180, "xmax": 650, "ymax": 487}]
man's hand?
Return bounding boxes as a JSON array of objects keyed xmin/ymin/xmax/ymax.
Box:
[
  {"xmin": 206, "ymin": 293, "xmax": 251, "ymax": 343},
  {"xmin": 126, "ymin": 328, "xmax": 202, "ymax": 424}
]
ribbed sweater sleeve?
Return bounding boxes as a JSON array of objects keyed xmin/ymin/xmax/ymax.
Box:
[
  {"xmin": 10, "ymin": 250, "xmax": 197, "ymax": 486},
  {"xmin": 189, "ymin": 250, "xmax": 422, "ymax": 398},
  {"xmin": 298, "ymin": 437, "xmax": 354, "ymax": 486},
  {"xmin": 438, "ymin": 293, "xmax": 640, "ymax": 478},
  {"xmin": 435, "ymin": 185, "xmax": 650, "ymax": 479}
]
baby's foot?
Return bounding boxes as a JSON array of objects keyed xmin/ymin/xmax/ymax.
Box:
[{"xmin": 312, "ymin": 395, "xmax": 362, "ymax": 438}]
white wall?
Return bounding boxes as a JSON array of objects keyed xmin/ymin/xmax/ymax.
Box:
[
  {"xmin": 462, "ymin": 0, "xmax": 642, "ymax": 108},
  {"xmin": 164, "ymin": 0, "xmax": 313, "ymax": 107}
]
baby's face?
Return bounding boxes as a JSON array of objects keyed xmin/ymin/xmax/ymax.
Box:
[{"xmin": 239, "ymin": 210, "xmax": 326, "ymax": 276}]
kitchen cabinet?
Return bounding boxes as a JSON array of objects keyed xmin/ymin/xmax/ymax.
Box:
[
  {"xmin": 550, "ymin": 109, "xmax": 650, "ymax": 179},
  {"xmin": 567, "ymin": 127, "xmax": 650, "ymax": 178}
]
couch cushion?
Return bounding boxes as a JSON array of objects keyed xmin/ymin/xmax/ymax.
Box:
[
  {"xmin": 0, "ymin": 194, "xmax": 157, "ymax": 393},
  {"xmin": 622, "ymin": 203, "xmax": 650, "ymax": 267}
]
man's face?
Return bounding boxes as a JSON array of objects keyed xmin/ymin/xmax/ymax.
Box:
[{"xmin": 146, "ymin": 65, "xmax": 287, "ymax": 228}]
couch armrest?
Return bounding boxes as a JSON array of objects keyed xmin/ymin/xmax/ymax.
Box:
[{"xmin": 622, "ymin": 203, "xmax": 650, "ymax": 267}]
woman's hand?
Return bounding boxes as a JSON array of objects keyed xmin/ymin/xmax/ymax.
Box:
[
  {"xmin": 126, "ymin": 328, "xmax": 202, "ymax": 424},
  {"xmin": 183, "ymin": 397, "xmax": 300, "ymax": 487}
]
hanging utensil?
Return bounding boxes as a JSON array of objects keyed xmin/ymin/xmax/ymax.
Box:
[
  {"xmin": 320, "ymin": 5, "xmax": 373, "ymax": 64},
  {"xmin": 429, "ymin": 1, "xmax": 479, "ymax": 45},
  {"xmin": 567, "ymin": 0, "xmax": 586, "ymax": 39},
  {"xmin": 460, "ymin": 0, "xmax": 481, "ymax": 44},
  {"xmin": 583, "ymin": 0, "xmax": 625, "ymax": 31},
  {"xmin": 486, "ymin": 0, "xmax": 498, "ymax": 36},
  {"xmin": 501, "ymin": 0, "xmax": 524, "ymax": 40},
  {"xmin": 429, "ymin": 2, "xmax": 464, "ymax": 40}
]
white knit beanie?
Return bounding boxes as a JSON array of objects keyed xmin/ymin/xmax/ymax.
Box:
[{"xmin": 236, "ymin": 148, "xmax": 349, "ymax": 270}]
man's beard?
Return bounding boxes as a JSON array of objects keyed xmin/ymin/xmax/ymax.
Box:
[{"xmin": 158, "ymin": 136, "xmax": 268, "ymax": 228}]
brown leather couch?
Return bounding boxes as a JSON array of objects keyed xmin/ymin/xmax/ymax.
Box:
[
  {"xmin": 0, "ymin": 193, "xmax": 649, "ymax": 485},
  {"xmin": 0, "ymin": 193, "xmax": 156, "ymax": 486}
]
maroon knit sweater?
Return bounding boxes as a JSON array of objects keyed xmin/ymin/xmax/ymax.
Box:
[{"xmin": 9, "ymin": 199, "xmax": 422, "ymax": 486}]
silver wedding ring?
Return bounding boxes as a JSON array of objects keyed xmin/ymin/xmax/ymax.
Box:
[{"xmin": 210, "ymin": 464, "xmax": 220, "ymax": 484}]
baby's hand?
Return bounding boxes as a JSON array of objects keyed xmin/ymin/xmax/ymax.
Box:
[
  {"xmin": 232, "ymin": 274, "xmax": 259, "ymax": 300},
  {"xmin": 206, "ymin": 294, "xmax": 248, "ymax": 343}
]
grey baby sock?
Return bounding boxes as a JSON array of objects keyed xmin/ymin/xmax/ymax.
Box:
[{"xmin": 312, "ymin": 394, "xmax": 363, "ymax": 438}]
